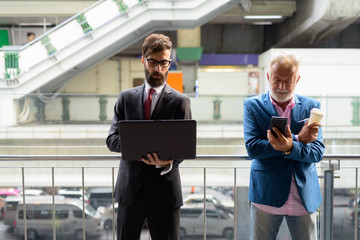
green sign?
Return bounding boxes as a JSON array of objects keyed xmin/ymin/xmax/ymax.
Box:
[{"xmin": 0, "ymin": 29, "xmax": 10, "ymax": 47}]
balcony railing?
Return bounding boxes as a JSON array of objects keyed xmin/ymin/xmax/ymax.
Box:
[{"xmin": 1, "ymin": 154, "xmax": 360, "ymax": 240}]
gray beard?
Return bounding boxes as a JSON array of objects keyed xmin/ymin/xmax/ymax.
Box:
[{"xmin": 270, "ymin": 90, "xmax": 292, "ymax": 103}]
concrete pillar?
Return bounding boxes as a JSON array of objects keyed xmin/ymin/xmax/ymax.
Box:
[
  {"xmin": 176, "ymin": 28, "xmax": 203, "ymax": 94},
  {"xmin": 61, "ymin": 96, "xmax": 70, "ymax": 121},
  {"xmin": 179, "ymin": 64, "xmax": 197, "ymax": 93},
  {"xmin": 35, "ymin": 98, "xmax": 46, "ymax": 123},
  {"xmin": 98, "ymin": 95, "xmax": 108, "ymax": 121},
  {"xmin": 177, "ymin": 28, "xmax": 201, "ymax": 48},
  {"xmin": 0, "ymin": 96, "xmax": 17, "ymax": 126}
]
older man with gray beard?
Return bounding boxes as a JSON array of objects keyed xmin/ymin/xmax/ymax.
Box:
[{"xmin": 243, "ymin": 52, "xmax": 325, "ymax": 240}]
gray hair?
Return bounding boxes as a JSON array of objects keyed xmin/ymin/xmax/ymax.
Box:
[{"xmin": 268, "ymin": 52, "xmax": 300, "ymax": 78}]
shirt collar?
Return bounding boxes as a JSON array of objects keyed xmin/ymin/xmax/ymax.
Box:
[
  {"xmin": 269, "ymin": 93, "xmax": 295, "ymax": 110},
  {"xmin": 145, "ymin": 81, "xmax": 166, "ymax": 95}
]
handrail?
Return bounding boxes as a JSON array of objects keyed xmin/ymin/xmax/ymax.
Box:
[
  {"xmin": 0, "ymin": 0, "xmax": 145, "ymax": 83},
  {"xmin": 0, "ymin": 0, "xmax": 111, "ymax": 52},
  {"xmin": 0, "ymin": 154, "xmax": 359, "ymax": 161},
  {"xmin": 3, "ymin": 92, "xmax": 360, "ymax": 98},
  {"xmin": 19, "ymin": 0, "xmax": 108, "ymax": 51}
]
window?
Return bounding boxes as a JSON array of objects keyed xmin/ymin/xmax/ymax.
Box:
[
  {"xmin": 18, "ymin": 208, "xmax": 69, "ymax": 219},
  {"xmin": 74, "ymin": 210, "xmax": 90, "ymax": 219},
  {"xmin": 73, "ymin": 210, "xmax": 83, "ymax": 218},
  {"xmin": 206, "ymin": 210, "xmax": 220, "ymax": 219},
  {"xmin": 56, "ymin": 210, "xmax": 69, "ymax": 219},
  {"xmin": 6, "ymin": 202, "xmax": 18, "ymax": 211},
  {"xmin": 180, "ymin": 209, "xmax": 202, "ymax": 218}
]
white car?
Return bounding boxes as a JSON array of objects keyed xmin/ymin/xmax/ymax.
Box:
[
  {"xmin": 180, "ymin": 204, "xmax": 233, "ymax": 239},
  {"xmin": 14, "ymin": 196, "xmax": 102, "ymax": 240},
  {"xmin": 98, "ymin": 203, "xmax": 149, "ymax": 230},
  {"xmin": 58, "ymin": 189, "xmax": 88, "ymax": 202},
  {"xmin": 183, "ymin": 194, "xmax": 234, "ymax": 214},
  {"xmin": 98, "ymin": 202, "xmax": 118, "ymax": 230},
  {"xmin": 20, "ymin": 189, "xmax": 48, "ymax": 196}
]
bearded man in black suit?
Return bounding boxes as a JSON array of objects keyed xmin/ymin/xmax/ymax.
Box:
[{"xmin": 106, "ymin": 33, "xmax": 191, "ymax": 240}]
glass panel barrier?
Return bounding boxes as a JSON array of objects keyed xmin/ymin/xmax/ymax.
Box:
[
  {"xmin": 1, "ymin": 93, "xmax": 360, "ymax": 155},
  {"xmin": 85, "ymin": 1, "xmax": 120, "ymax": 30}
]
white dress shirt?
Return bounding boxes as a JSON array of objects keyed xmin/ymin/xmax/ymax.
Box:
[{"xmin": 144, "ymin": 82, "xmax": 173, "ymax": 175}]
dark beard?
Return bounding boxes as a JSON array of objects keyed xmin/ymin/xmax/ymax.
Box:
[{"xmin": 144, "ymin": 68, "xmax": 168, "ymax": 88}]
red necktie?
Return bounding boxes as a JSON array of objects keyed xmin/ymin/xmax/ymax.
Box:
[{"xmin": 144, "ymin": 88, "xmax": 155, "ymax": 120}]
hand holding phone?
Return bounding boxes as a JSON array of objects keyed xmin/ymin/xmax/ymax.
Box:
[{"xmin": 269, "ymin": 116, "xmax": 288, "ymax": 137}]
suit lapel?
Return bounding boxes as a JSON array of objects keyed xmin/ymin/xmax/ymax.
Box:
[
  {"xmin": 151, "ymin": 83, "xmax": 172, "ymax": 119},
  {"xmin": 263, "ymin": 92, "xmax": 278, "ymax": 117},
  {"xmin": 291, "ymin": 95, "xmax": 302, "ymax": 133},
  {"xmin": 133, "ymin": 84, "xmax": 146, "ymax": 120}
]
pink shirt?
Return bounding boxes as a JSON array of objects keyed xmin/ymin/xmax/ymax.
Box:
[{"xmin": 253, "ymin": 96, "xmax": 309, "ymax": 216}]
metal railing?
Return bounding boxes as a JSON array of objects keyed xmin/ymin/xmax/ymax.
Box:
[{"xmin": 0, "ymin": 154, "xmax": 360, "ymax": 240}]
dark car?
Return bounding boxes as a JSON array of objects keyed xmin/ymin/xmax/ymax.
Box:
[
  {"xmin": 344, "ymin": 197, "xmax": 360, "ymax": 229},
  {"xmin": 88, "ymin": 188, "xmax": 113, "ymax": 210}
]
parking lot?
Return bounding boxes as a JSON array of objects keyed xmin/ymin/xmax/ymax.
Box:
[
  {"xmin": 0, "ymin": 219, "xmax": 151, "ymax": 240},
  {"xmin": 0, "ymin": 186, "xmax": 233, "ymax": 240},
  {"xmin": 1, "ymin": 188, "xmax": 358, "ymax": 240}
]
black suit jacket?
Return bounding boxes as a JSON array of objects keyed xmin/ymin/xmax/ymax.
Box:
[{"xmin": 106, "ymin": 83, "xmax": 191, "ymax": 209}]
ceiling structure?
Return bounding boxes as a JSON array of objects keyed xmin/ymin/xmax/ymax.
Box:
[
  {"xmin": 0, "ymin": 0, "xmax": 359, "ymax": 97},
  {"xmin": 209, "ymin": 0, "xmax": 296, "ymax": 24},
  {"xmin": 0, "ymin": 0, "xmax": 297, "ymax": 26},
  {"xmin": 0, "ymin": 0, "xmax": 359, "ymax": 51}
]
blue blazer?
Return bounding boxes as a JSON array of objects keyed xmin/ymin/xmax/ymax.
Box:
[{"xmin": 243, "ymin": 92, "xmax": 325, "ymax": 213}]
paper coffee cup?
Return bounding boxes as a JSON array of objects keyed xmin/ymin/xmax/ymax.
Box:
[{"xmin": 308, "ymin": 108, "xmax": 324, "ymax": 124}]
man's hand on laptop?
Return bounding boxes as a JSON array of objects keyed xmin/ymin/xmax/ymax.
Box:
[{"xmin": 141, "ymin": 152, "xmax": 173, "ymax": 166}]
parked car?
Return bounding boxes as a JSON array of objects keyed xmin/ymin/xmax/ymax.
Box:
[
  {"xmin": 345, "ymin": 197, "xmax": 360, "ymax": 228},
  {"xmin": 98, "ymin": 203, "xmax": 148, "ymax": 230},
  {"xmin": 0, "ymin": 188, "xmax": 21, "ymax": 217},
  {"xmin": 87, "ymin": 188, "xmax": 113, "ymax": 209},
  {"xmin": 3, "ymin": 195, "xmax": 23, "ymax": 226},
  {"xmin": 14, "ymin": 195, "xmax": 102, "ymax": 240},
  {"xmin": 98, "ymin": 203, "xmax": 118, "ymax": 230},
  {"xmin": 20, "ymin": 189, "xmax": 48, "ymax": 196},
  {"xmin": 0, "ymin": 188, "xmax": 21, "ymax": 197},
  {"xmin": 179, "ymin": 204, "xmax": 234, "ymax": 239},
  {"xmin": 58, "ymin": 189, "xmax": 88, "ymax": 202},
  {"xmin": 0, "ymin": 197, "xmax": 5, "ymax": 218},
  {"xmin": 183, "ymin": 194, "xmax": 234, "ymax": 214}
]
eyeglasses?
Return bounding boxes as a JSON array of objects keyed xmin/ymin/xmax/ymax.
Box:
[{"xmin": 145, "ymin": 58, "xmax": 171, "ymax": 68}]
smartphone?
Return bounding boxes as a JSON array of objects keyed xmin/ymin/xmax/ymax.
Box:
[{"xmin": 269, "ymin": 116, "xmax": 288, "ymax": 137}]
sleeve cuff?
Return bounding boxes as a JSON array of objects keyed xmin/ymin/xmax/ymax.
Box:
[
  {"xmin": 295, "ymin": 134, "xmax": 300, "ymax": 142},
  {"xmin": 156, "ymin": 163, "xmax": 173, "ymax": 175}
]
